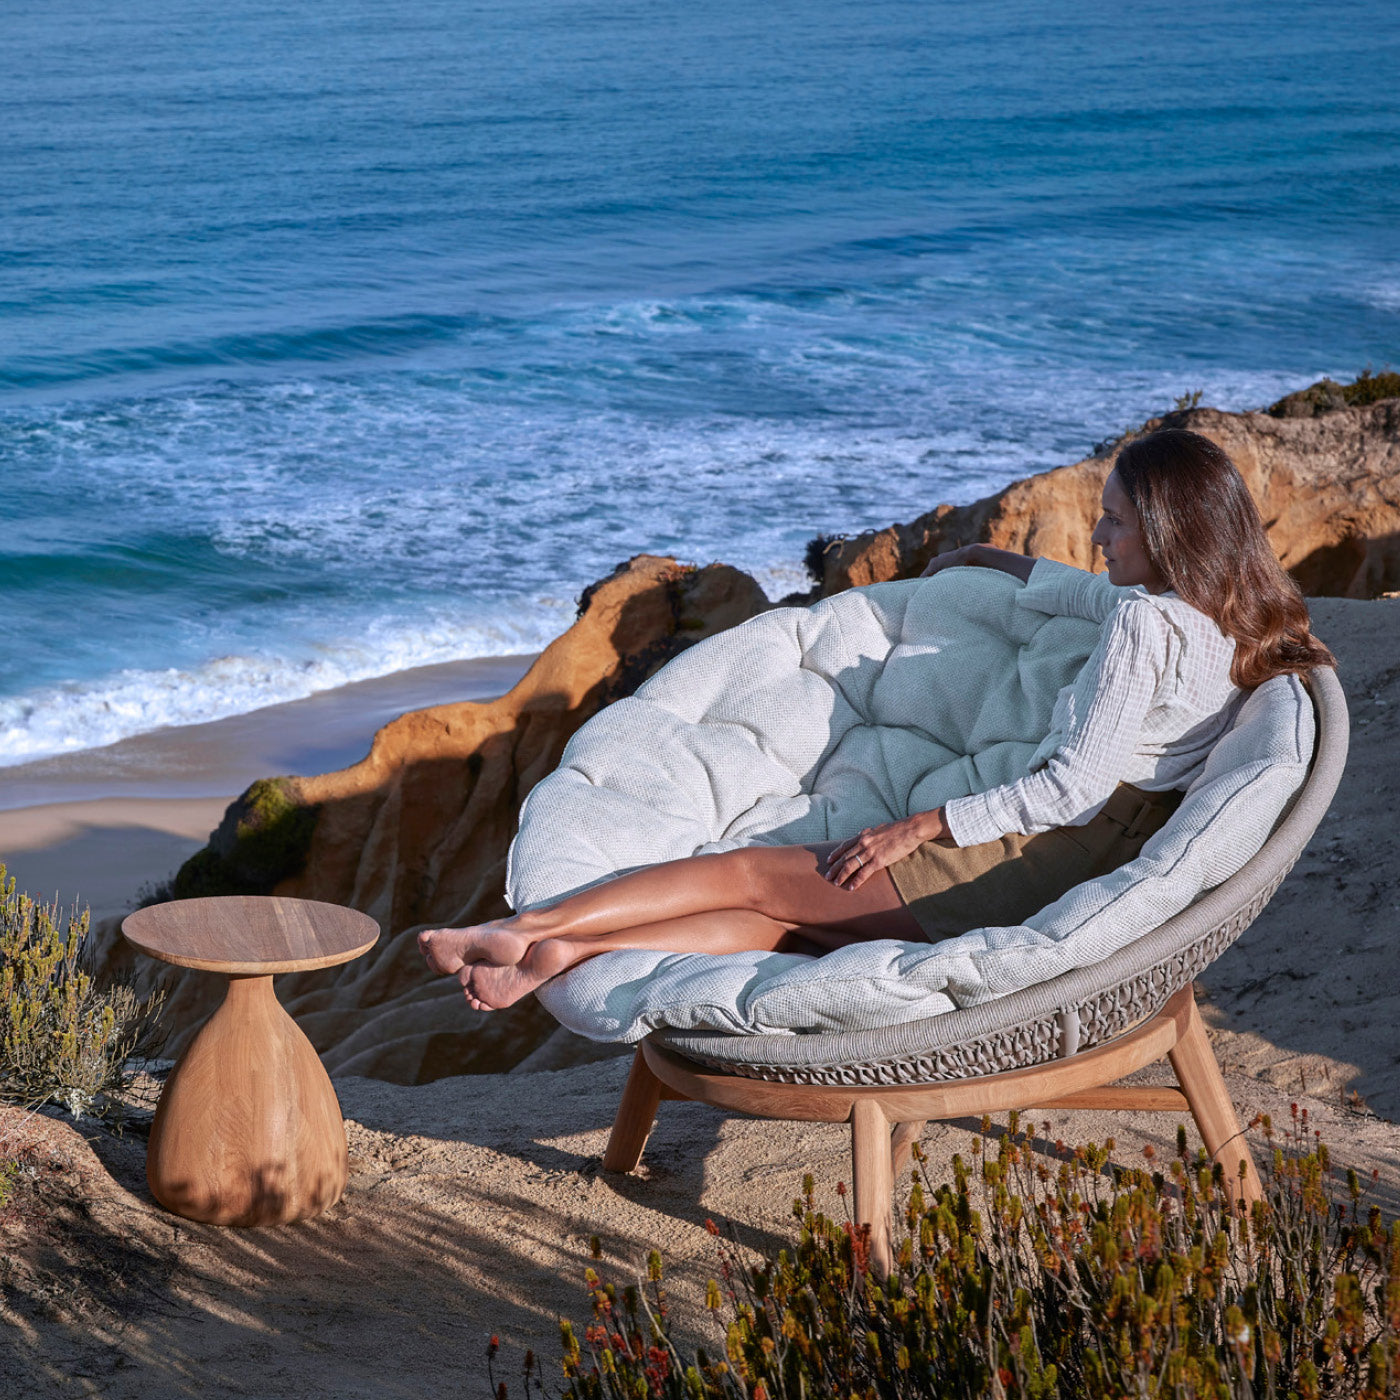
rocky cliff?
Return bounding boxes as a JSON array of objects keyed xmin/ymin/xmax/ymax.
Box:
[
  {"xmin": 815, "ymin": 401, "xmax": 1400, "ymax": 598},
  {"xmin": 91, "ymin": 395, "xmax": 1400, "ymax": 1082}
]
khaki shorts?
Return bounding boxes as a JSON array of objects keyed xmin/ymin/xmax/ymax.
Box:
[{"xmin": 887, "ymin": 783, "xmax": 1183, "ymax": 942}]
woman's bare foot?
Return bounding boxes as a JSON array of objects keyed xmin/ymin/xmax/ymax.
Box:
[
  {"xmin": 458, "ymin": 937, "xmax": 575, "ymax": 1010},
  {"xmin": 418, "ymin": 921, "xmax": 532, "ymax": 976}
]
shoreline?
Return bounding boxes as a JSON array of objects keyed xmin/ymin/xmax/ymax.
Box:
[
  {"xmin": 0, "ymin": 652, "xmax": 536, "ymax": 810},
  {"xmin": 0, "ymin": 651, "xmax": 535, "ymax": 921}
]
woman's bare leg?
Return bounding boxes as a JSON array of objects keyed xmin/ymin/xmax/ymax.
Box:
[
  {"xmin": 458, "ymin": 901, "xmax": 915, "ymax": 1010},
  {"xmin": 419, "ymin": 843, "xmax": 920, "ymax": 975},
  {"xmin": 457, "ymin": 908, "xmax": 793, "ymax": 1009}
]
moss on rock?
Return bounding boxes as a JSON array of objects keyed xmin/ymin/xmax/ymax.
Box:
[{"xmin": 169, "ymin": 778, "xmax": 320, "ymax": 900}]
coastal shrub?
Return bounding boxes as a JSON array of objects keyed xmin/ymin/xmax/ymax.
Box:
[
  {"xmin": 1341, "ymin": 368, "xmax": 1400, "ymax": 407},
  {"xmin": 1268, "ymin": 368, "xmax": 1400, "ymax": 418},
  {"xmin": 510, "ymin": 1111, "xmax": 1399, "ymax": 1400},
  {"xmin": 0, "ymin": 866, "xmax": 164, "ymax": 1118},
  {"xmin": 802, "ymin": 534, "xmax": 845, "ymax": 587}
]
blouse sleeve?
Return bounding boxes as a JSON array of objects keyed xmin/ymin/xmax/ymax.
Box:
[
  {"xmin": 942, "ymin": 595, "xmax": 1173, "ymax": 846},
  {"xmin": 1016, "ymin": 557, "xmax": 1131, "ymax": 624}
]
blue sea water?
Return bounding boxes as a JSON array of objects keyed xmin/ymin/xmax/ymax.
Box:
[{"xmin": 2, "ymin": 0, "xmax": 1398, "ymax": 765}]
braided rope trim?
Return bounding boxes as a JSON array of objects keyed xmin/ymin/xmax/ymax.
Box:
[{"xmin": 677, "ymin": 867, "xmax": 1291, "ymax": 1088}]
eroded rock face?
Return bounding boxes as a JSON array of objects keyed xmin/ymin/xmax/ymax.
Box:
[
  {"xmin": 818, "ymin": 402, "xmax": 1400, "ymax": 600},
  {"xmin": 90, "ymin": 556, "xmax": 770, "ymax": 1081}
]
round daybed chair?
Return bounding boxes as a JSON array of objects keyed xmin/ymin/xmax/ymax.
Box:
[{"xmin": 507, "ymin": 569, "xmax": 1349, "ymax": 1276}]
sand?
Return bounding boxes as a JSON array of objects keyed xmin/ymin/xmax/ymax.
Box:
[
  {"xmin": 1194, "ymin": 597, "xmax": 1400, "ymax": 1122},
  {"xmin": 3, "ymin": 1063, "xmax": 1397, "ymax": 1398},
  {"xmin": 1, "ymin": 602, "xmax": 1398, "ymax": 1397},
  {"xmin": 0, "ymin": 797, "xmax": 238, "ymax": 923}
]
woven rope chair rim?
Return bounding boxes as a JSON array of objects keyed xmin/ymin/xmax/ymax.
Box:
[{"xmin": 652, "ymin": 667, "xmax": 1349, "ymax": 1088}]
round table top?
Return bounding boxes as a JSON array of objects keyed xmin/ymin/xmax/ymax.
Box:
[{"xmin": 122, "ymin": 895, "xmax": 380, "ymax": 975}]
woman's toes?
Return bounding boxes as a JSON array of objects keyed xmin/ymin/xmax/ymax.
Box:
[{"xmin": 420, "ymin": 930, "xmax": 466, "ymax": 976}]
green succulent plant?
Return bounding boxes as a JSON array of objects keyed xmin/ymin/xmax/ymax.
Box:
[
  {"xmin": 507, "ymin": 1110, "xmax": 1398, "ymax": 1400},
  {"xmin": 0, "ymin": 866, "xmax": 163, "ymax": 1119}
]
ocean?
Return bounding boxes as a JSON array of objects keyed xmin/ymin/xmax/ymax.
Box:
[{"xmin": 3, "ymin": 0, "xmax": 1397, "ymax": 767}]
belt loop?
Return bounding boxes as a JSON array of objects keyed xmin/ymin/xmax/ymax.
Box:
[{"xmin": 1123, "ymin": 799, "xmax": 1156, "ymax": 840}]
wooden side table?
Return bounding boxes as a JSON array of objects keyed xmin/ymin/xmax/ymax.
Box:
[{"xmin": 122, "ymin": 895, "xmax": 379, "ymax": 1227}]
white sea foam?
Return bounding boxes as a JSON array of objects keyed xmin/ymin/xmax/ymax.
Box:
[
  {"xmin": 1361, "ymin": 274, "xmax": 1400, "ymax": 313},
  {"xmin": 0, "ymin": 362, "xmax": 1318, "ymax": 771},
  {"xmin": 0, "ymin": 604, "xmax": 574, "ymax": 768},
  {"xmin": 750, "ymin": 562, "xmax": 814, "ymax": 603}
]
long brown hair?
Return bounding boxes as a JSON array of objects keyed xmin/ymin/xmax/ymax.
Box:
[{"xmin": 1114, "ymin": 429, "xmax": 1335, "ymax": 688}]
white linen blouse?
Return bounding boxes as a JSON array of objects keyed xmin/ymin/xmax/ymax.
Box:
[{"xmin": 942, "ymin": 559, "xmax": 1243, "ymax": 847}]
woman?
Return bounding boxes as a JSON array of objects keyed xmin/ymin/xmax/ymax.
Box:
[{"xmin": 419, "ymin": 429, "xmax": 1334, "ymax": 1010}]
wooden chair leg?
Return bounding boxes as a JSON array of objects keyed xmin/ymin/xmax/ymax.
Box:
[
  {"xmin": 603, "ymin": 1048, "xmax": 665, "ymax": 1173},
  {"xmin": 890, "ymin": 1119, "xmax": 926, "ymax": 1180},
  {"xmin": 851, "ymin": 1100, "xmax": 894, "ymax": 1279},
  {"xmin": 1168, "ymin": 990, "xmax": 1263, "ymax": 1210}
]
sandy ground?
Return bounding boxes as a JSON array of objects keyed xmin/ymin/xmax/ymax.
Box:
[
  {"xmin": 3, "ymin": 1061, "xmax": 1397, "ymax": 1400},
  {"xmin": 1195, "ymin": 597, "xmax": 1400, "ymax": 1122},
  {"xmin": 0, "ymin": 601, "xmax": 1396, "ymax": 1397},
  {"xmin": 0, "ymin": 798, "xmax": 235, "ymax": 922}
]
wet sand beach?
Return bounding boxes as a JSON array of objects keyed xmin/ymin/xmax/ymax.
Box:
[{"xmin": 0, "ymin": 654, "xmax": 533, "ymax": 921}]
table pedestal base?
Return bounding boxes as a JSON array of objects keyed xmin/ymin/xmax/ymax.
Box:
[{"xmin": 148, "ymin": 973, "xmax": 348, "ymax": 1226}]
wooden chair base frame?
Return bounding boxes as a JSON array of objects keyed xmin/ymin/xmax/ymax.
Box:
[{"xmin": 603, "ymin": 983, "xmax": 1259, "ymax": 1277}]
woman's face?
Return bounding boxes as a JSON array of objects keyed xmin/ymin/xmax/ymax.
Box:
[{"xmin": 1091, "ymin": 470, "xmax": 1167, "ymax": 592}]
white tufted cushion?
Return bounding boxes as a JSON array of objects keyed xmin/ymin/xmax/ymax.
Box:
[{"xmin": 505, "ymin": 570, "xmax": 1313, "ymax": 1041}]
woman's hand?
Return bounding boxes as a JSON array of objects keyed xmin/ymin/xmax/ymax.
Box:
[
  {"xmin": 824, "ymin": 809, "xmax": 949, "ymax": 892},
  {"xmin": 921, "ymin": 543, "xmax": 1036, "ymax": 582},
  {"xmin": 920, "ymin": 543, "xmax": 980, "ymax": 578}
]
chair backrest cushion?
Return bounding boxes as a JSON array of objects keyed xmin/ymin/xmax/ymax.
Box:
[{"xmin": 507, "ymin": 571, "xmax": 1314, "ymax": 1042}]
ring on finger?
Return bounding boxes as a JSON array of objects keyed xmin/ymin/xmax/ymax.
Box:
[{"xmin": 854, "ymin": 854, "xmax": 864, "ymax": 869}]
